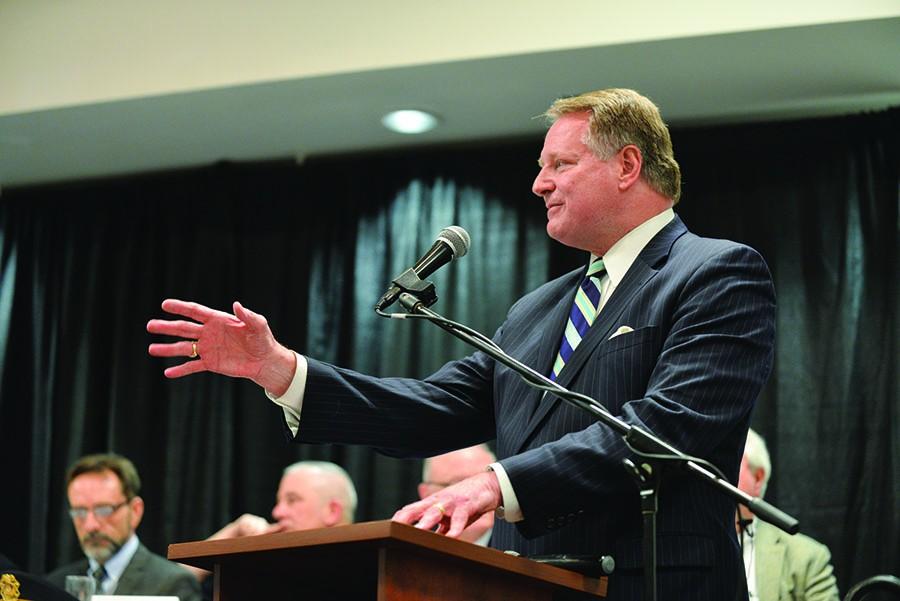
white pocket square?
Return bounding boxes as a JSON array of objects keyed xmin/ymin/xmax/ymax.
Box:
[{"xmin": 609, "ymin": 325, "xmax": 634, "ymax": 339}]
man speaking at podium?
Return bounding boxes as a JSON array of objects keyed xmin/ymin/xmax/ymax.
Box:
[{"xmin": 148, "ymin": 88, "xmax": 775, "ymax": 600}]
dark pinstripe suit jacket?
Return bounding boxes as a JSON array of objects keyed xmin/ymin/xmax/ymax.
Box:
[{"xmin": 298, "ymin": 216, "xmax": 775, "ymax": 600}]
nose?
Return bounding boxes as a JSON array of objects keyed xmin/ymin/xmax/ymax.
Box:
[
  {"xmin": 271, "ymin": 501, "xmax": 286, "ymax": 521},
  {"xmin": 81, "ymin": 512, "xmax": 101, "ymax": 531},
  {"xmin": 532, "ymin": 167, "xmax": 554, "ymax": 197}
]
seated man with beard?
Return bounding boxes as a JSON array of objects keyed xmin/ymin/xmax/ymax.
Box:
[{"xmin": 46, "ymin": 453, "xmax": 201, "ymax": 601}]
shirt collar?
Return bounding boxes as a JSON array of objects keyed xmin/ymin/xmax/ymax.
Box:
[
  {"xmin": 593, "ymin": 208, "xmax": 674, "ymax": 286},
  {"xmin": 89, "ymin": 533, "xmax": 139, "ymax": 584}
]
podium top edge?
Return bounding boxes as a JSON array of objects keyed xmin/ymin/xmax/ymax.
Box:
[{"xmin": 167, "ymin": 520, "xmax": 606, "ymax": 596}]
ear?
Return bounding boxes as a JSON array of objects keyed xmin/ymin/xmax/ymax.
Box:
[
  {"xmin": 617, "ymin": 145, "xmax": 643, "ymax": 191},
  {"xmin": 323, "ymin": 500, "xmax": 344, "ymax": 527},
  {"xmin": 752, "ymin": 468, "xmax": 767, "ymax": 496},
  {"xmin": 129, "ymin": 496, "xmax": 145, "ymax": 529}
]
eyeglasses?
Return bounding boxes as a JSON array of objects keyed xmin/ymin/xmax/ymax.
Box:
[{"xmin": 68, "ymin": 501, "xmax": 128, "ymax": 521}]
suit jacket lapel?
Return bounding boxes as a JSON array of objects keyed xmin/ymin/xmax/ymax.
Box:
[
  {"xmin": 503, "ymin": 268, "xmax": 582, "ymax": 453},
  {"xmin": 513, "ymin": 217, "xmax": 687, "ymax": 453},
  {"xmin": 114, "ymin": 543, "xmax": 147, "ymax": 594}
]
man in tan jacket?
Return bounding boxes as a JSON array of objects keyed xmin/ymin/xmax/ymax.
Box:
[{"xmin": 737, "ymin": 429, "xmax": 840, "ymax": 601}]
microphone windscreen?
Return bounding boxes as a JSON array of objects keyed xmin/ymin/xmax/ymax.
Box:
[{"xmin": 437, "ymin": 226, "xmax": 470, "ymax": 259}]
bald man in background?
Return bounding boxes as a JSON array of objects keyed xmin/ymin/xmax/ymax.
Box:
[
  {"xmin": 418, "ymin": 445, "xmax": 496, "ymax": 546},
  {"xmin": 186, "ymin": 460, "xmax": 356, "ymax": 589},
  {"xmin": 211, "ymin": 460, "xmax": 356, "ymax": 538}
]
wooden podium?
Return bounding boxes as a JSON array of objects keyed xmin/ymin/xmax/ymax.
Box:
[{"xmin": 169, "ymin": 520, "xmax": 607, "ymax": 601}]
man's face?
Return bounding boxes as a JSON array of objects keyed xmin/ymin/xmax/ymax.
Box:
[
  {"xmin": 67, "ymin": 470, "xmax": 143, "ymax": 564},
  {"xmin": 271, "ymin": 470, "xmax": 336, "ymax": 532},
  {"xmin": 532, "ymin": 111, "xmax": 622, "ymax": 255},
  {"xmin": 737, "ymin": 455, "xmax": 764, "ymax": 498}
]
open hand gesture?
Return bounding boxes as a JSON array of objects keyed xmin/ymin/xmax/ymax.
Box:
[{"xmin": 147, "ymin": 299, "xmax": 296, "ymax": 395}]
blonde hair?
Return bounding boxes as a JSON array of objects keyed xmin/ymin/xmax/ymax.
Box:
[{"xmin": 545, "ymin": 88, "xmax": 681, "ymax": 203}]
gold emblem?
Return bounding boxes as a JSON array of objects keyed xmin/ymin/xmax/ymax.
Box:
[{"xmin": 0, "ymin": 574, "xmax": 30, "ymax": 601}]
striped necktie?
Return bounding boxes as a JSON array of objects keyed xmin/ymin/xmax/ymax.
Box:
[
  {"xmin": 91, "ymin": 565, "xmax": 106, "ymax": 595},
  {"xmin": 550, "ymin": 258, "xmax": 606, "ymax": 381}
]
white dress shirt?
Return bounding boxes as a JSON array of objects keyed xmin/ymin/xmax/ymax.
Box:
[{"xmin": 741, "ymin": 519, "xmax": 759, "ymax": 600}]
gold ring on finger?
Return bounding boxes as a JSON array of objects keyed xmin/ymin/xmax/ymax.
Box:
[{"xmin": 189, "ymin": 341, "xmax": 199, "ymax": 358}]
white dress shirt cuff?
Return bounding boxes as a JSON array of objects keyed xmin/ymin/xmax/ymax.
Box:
[
  {"xmin": 264, "ymin": 352, "xmax": 308, "ymax": 437},
  {"xmin": 488, "ymin": 462, "xmax": 524, "ymax": 522}
]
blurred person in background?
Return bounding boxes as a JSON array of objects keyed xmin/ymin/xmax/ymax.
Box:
[
  {"xmin": 419, "ymin": 445, "xmax": 496, "ymax": 546},
  {"xmin": 737, "ymin": 429, "xmax": 839, "ymax": 601},
  {"xmin": 46, "ymin": 453, "xmax": 201, "ymax": 601}
]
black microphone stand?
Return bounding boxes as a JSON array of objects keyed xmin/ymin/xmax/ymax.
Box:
[{"xmin": 387, "ymin": 291, "xmax": 799, "ymax": 601}]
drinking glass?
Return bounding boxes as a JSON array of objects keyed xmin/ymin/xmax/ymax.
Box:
[{"xmin": 64, "ymin": 575, "xmax": 95, "ymax": 600}]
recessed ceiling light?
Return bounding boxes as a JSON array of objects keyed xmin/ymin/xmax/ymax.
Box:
[{"xmin": 381, "ymin": 109, "xmax": 439, "ymax": 134}]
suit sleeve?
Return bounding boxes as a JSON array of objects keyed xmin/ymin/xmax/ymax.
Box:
[
  {"xmin": 295, "ymin": 348, "xmax": 498, "ymax": 457},
  {"xmin": 160, "ymin": 566, "xmax": 203, "ymax": 601},
  {"xmin": 801, "ymin": 540, "xmax": 840, "ymax": 601},
  {"xmin": 499, "ymin": 243, "xmax": 776, "ymax": 536}
]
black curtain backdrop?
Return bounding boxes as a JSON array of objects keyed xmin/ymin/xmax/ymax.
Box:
[{"xmin": 0, "ymin": 109, "xmax": 896, "ymax": 593}]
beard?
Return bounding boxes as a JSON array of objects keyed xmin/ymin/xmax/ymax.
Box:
[{"xmin": 80, "ymin": 532, "xmax": 124, "ymax": 563}]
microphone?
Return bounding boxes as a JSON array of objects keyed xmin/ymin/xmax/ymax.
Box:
[{"xmin": 374, "ymin": 226, "xmax": 470, "ymax": 311}]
